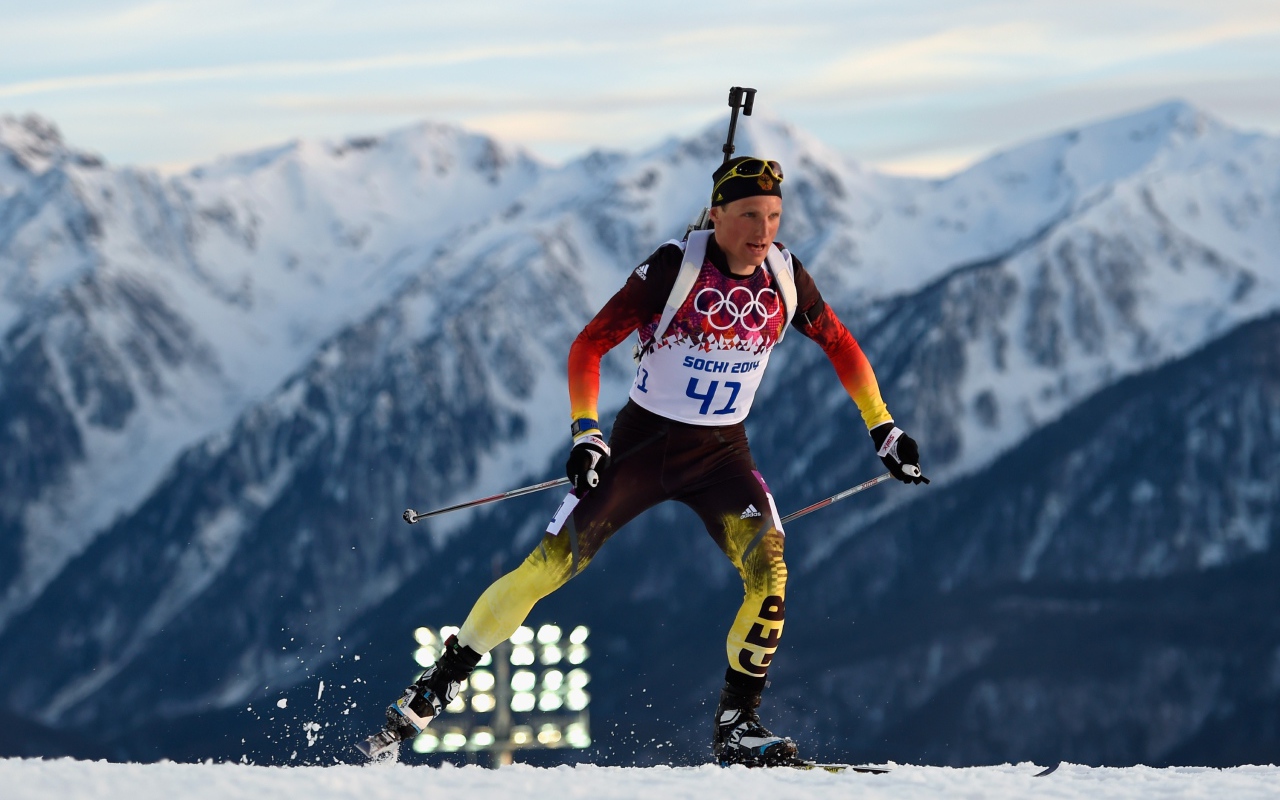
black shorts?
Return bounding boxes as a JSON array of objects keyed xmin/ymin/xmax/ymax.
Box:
[{"xmin": 557, "ymin": 400, "xmax": 783, "ymax": 574}]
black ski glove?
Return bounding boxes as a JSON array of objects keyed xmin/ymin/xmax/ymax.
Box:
[
  {"xmin": 566, "ymin": 419, "xmax": 612, "ymax": 495},
  {"xmin": 870, "ymin": 422, "xmax": 929, "ymax": 485}
]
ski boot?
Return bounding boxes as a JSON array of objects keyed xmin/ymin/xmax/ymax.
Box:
[
  {"xmin": 713, "ymin": 683, "xmax": 800, "ymax": 767},
  {"xmin": 355, "ymin": 634, "xmax": 481, "ymax": 759}
]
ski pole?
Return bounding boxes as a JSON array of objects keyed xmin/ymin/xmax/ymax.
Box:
[
  {"xmin": 403, "ymin": 477, "xmax": 570, "ymax": 524},
  {"xmin": 779, "ymin": 472, "xmax": 894, "ymax": 525}
]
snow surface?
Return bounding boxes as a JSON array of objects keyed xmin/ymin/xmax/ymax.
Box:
[{"xmin": 2, "ymin": 759, "xmax": 1278, "ymax": 800}]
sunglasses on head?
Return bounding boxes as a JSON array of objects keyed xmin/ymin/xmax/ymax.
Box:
[{"xmin": 712, "ymin": 158, "xmax": 785, "ymax": 196}]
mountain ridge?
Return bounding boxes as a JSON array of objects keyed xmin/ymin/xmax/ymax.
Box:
[{"xmin": 0, "ymin": 99, "xmax": 1277, "ymax": 764}]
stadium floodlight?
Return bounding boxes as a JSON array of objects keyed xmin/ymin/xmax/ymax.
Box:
[
  {"xmin": 511, "ymin": 670, "xmax": 537, "ymax": 692},
  {"xmin": 511, "ymin": 726, "xmax": 534, "ymax": 745},
  {"xmin": 566, "ymin": 689, "xmax": 590, "ymax": 711},
  {"xmin": 537, "ymin": 724, "xmax": 562, "ymax": 745},
  {"xmin": 413, "ymin": 647, "xmax": 436, "ymax": 668},
  {"xmin": 406, "ymin": 620, "xmax": 591, "ymax": 766},
  {"xmin": 565, "ymin": 722, "xmax": 591, "ymax": 748},
  {"xmin": 511, "ymin": 691, "xmax": 537, "ymax": 712},
  {"xmin": 511, "ymin": 645, "xmax": 536, "ymax": 666},
  {"xmin": 470, "ymin": 669, "xmax": 496, "ymax": 692},
  {"xmin": 412, "ymin": 731, "xmax": 440, "ymax": 753}
]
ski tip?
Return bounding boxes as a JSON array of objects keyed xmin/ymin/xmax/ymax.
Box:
[{"xmin": 1033, "ymin": 761, "xmax": 1062, "ymax": 777}]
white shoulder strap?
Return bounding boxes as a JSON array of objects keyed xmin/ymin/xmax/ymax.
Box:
[
  {"xmin": 651, "ymin": 230, "xmax": 712, "ymax": 344},
  {"xmin": 764, "ymin": 243, "xmax": 797, "ymax": 343}
]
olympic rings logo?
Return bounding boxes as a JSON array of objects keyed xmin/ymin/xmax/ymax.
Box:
[{"xmin": 693, "ymin": 286, "xmax": 781, "ymax": 332}]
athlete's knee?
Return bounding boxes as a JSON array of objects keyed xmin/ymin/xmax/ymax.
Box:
[
  {"xmin": 741, "ymin": 527, "xmax": 787, "ymax": 591},
  {"xmin": 521, "ymin": 532, "xmax": 590, "ymax": 594}
]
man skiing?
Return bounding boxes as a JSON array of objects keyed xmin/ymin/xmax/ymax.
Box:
[{"xmin": 370, "ymin": 156, "xmax": 927, "ymax": 766}]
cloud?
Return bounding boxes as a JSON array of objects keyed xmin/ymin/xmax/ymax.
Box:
[
  {"xmin": 796, "ymin": 8, "xmax": 1280, "ymax": 99},
  {"xmin": 0, "ymin": 42, "xmax": 613, "ymax": 100}
]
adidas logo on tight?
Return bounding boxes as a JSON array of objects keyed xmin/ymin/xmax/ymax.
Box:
[
  {"xmin": 740, "ymin": 504, "xmax": 761, "ymax": 519},
  {"xmin": 635, "ymin": 263, "xmax": 649, "ymax": 280}
]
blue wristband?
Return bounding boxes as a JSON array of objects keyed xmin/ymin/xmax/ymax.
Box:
[{"xmin": 571, "ymin": 418, "xmax": 600, "ymax": 437}]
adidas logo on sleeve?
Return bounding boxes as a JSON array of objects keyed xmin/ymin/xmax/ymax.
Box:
[
  {"xmin": 635, "ymin": 263, "xmax": 649, "ymax": 280},
  {"xmin": 740, "ymin": 504, "xmax": 761, "ymax": 519}
]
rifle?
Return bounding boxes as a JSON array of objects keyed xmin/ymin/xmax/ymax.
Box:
[{"xmin": 686, "ymin": 86, "xmax": 756, "ymax": 235}]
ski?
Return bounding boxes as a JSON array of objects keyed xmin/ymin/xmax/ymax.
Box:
[{"xmin": 785, "ymin": 761, "xmax": 893, "ymax": 774}]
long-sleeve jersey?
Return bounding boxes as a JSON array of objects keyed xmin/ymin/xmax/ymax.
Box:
[{"xmin": 569, "ymin": 237, "xmax": 892, "ymax": 431}]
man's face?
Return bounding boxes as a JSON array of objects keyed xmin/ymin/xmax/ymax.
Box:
[{"xmin": 710, "ymin": 195, "xmax": 782, "ymax": 271}]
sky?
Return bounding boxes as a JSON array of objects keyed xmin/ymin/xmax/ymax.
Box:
[{"xmin": 0, "ymin": 0, "xmax": 1278, "ymax": 176}]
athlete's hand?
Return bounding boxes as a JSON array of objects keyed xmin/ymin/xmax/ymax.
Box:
[
  {"xmin": 566, "ymin": 422, "xmax": 612, "ymax": 494},
  {"xmin": 870, "ymin": 422, "xmax": 929, "ymax": 485}
]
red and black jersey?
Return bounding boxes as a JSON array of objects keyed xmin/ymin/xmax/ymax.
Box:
[{"xmin": 569, "ymin": 236, "xmax": 892, "ymax": 430}]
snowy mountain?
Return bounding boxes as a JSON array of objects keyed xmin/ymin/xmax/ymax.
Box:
[
  {"xmin": 0, "ymin": 113, "xmax": 542, "ymax": 632},
  {"xmin": 0, "ymin": 101, "xmax": 1277, "ymax": 766}
]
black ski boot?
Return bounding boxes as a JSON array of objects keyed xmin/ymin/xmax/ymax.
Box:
[
  {"xmin": 365, "ymin": 635, "xmax": 482, "ymax": 755},
  {"xmin": 713, "ymin": 677, "xmax": 800, "ymax": 766}
]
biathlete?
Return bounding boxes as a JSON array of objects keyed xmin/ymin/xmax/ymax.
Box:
[{"xmin": 375, "ymin": 156, "xmax": 926, "ymax": 765}]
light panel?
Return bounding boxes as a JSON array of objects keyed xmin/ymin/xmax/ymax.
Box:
[
  {"xmin": 470, "ymin": 669, "xmax": 496, "ymax": 692},
  {"xmin": 511, "ymin": 670, "xmax": 537, "ymax": 692},
  {"xmin": 566, "ymin": 689, "xmax": 590, "ymax": 711},
  {"xmin": 511, "ymin": 725, "xmax": 534, "ymax": 745},
  {"xmin": 537, "ymin": 724, "xmax": 562, "ymax": 745},
  {"xmin": 511, "ymin": 691, "xmax": 536, "ymax": 712},
  {"xmin": 412, "ymin": 732, "xmax": 439, "ymax": 753},
  {"xmin": 511, "ymin": 645, "xmax": 536, "ymax": 666},
  {"xmin": 542, "ymin": 669, "xmax": 564, "ymax": 691},
  {"xmin": 565, "ymin": 722, "xmax": 591, "ymax": 748},
  {"xmin": 566, "ymin": 668, "xmax": 590, "ymax": 689}
]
